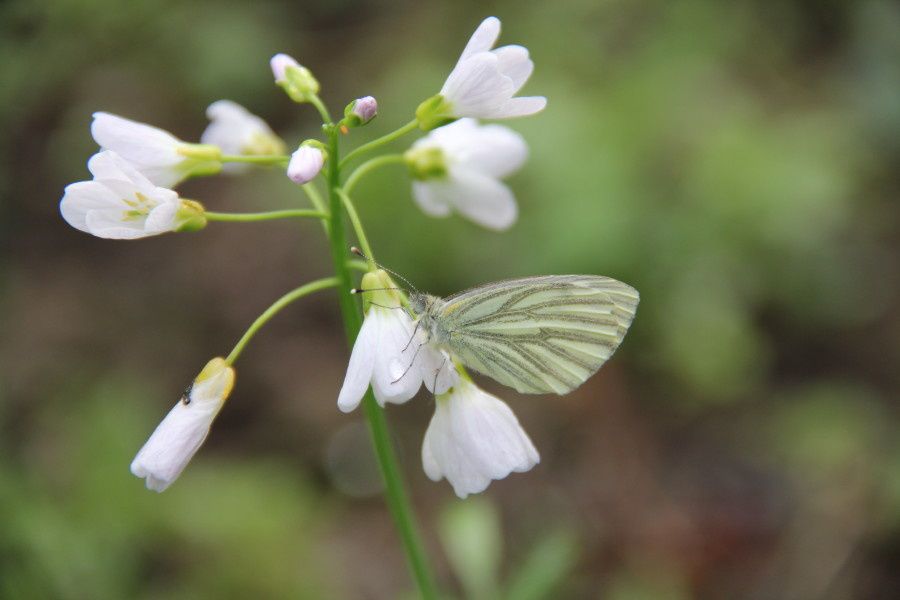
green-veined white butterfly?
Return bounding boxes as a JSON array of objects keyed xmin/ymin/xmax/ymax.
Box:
[{"xmin": 406, "ymin": 274, "xmax": 639, "ymax": 395}]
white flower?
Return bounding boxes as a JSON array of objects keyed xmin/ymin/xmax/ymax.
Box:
[
  {"xmin": 131, "ymin": 358, "xmax": 235, "ymax": 492},
  {"xmin": 422, "ymin": 378, "xmax": 539, "ymax": 498},
  {"xmin": 416, "ymin": 16, "xmax": 546, "ymax": 130},
  {"xmin": 405, "ymin": 118, "xmax": 526, "ymax": 230},
  {"xmin": 287, "ymin": 143, "xmax": 326, "ymax": 184},
  {"xmin": 59, "ymin": 151, "xmax": 206, "ymax": 239},
  {"xmin": 338, "ymin": 270, "xmax": 458, "ymax": 413},
  {"xmin": 200, "ymin": 100, "xmax": 286, "ymax": 172},
  {"xmin": 91, "ymin": 112, "xmax": 221, "ymax": 187}
]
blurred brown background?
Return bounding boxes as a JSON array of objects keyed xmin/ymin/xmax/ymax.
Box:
[{"xmin": 1, "ymin": 0, "xmax": 899, "ymax": 598}]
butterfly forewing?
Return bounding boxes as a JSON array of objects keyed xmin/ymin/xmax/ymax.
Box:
[{"xmin": 436, "ymin": 275, "xmax": 639, "ymax": 394}]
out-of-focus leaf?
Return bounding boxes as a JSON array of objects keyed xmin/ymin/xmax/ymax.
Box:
[
  {"xmin": 504, "ymin": 529, "xmax": 579, "ymax": 600},
  {"xmin": 438, "ymin": 498, "xmax": 502, "ymax": 600}
]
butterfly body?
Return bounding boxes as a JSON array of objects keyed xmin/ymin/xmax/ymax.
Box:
[{"xmin": 409, "ymin": 275, "xmax": 639, "ymax": 395}]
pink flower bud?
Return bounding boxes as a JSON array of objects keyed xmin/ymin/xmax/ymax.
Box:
[
  {"xmin": 352, "ymin": 96, "xmax": 378, "ymax": 124},
  {"xmin": 270, "ymin": 53, "xmax": 301, "ymax": 83},
  {"xmin": 287, "ymin": 145, "xmax": 325, "ymax": 184}
]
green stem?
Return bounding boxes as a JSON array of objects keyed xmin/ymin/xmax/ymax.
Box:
[
  {"xmin": 220, "ymin": 154, "xmax": 289, "ymax": 165},
  {"xmin": 205, "ymin": 209, "xmax": 327, "ymax": 223},
  {"xmin": 309, "ymin": 94, "xmax": 333, "ymax": 125},
  {"xmin": 336, "ymin": 188, "xmax": 376, "ymax": 268},
  {"xmin": 225, "ymin": 277, "xmax": 338, "ymax": 365},
  {"xmin": 302, "ymin": 183, "xmax": 327, "ymax": 215},
  {"xmin": 341, "ymin": 119, "xmax": 418, "ymax": 167},
  {"xmin": 343, "ymin": 154, "xmax": 406, "ymax": 195},
  {"xmin": 325, "ymin": 124, "xmax": 438, "ymax": 600}
]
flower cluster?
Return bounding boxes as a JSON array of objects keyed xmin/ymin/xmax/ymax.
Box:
[{"xmin": 59, "ymin": 16, "xmax": 547, "ymax": 498}]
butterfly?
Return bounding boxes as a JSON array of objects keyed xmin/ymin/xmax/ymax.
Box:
[{"xmin": 407, "ymin": 275, "xmax": 639, "ymax": 395}]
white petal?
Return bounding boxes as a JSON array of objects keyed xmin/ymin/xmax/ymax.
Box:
[
  {"xmin": 421, "ymin": 425, "xmax": 442, "ymax": 481},
  {"xmin": 144, "ymin": 201, "xmax": 180, "ymax": 233},
  {"xmin": 419, "ymin": 345, "xmax": 458, "ymax": 395},
  {"xmin": 441, "ymin": 169, "xmax": 519, "ymax": 230},
  {"xmin": 411, "ymin": 181, "xmax": 453, "ymax": 217},
  {"xmin": 59, "ymin": 181, "xmax": 121, "ymax": 233},
  {"xmin": 422, "ymin": 381, "xmax": 539, "ymax": 498},
  {"xmin": 483, "ymin": 96, "xmax": 547, "ymax": 119},
  {"xmin": 337, "ymin": 309, "xmax": 379, "ymax": 412},
  {"xmin": 458, "ymin": 17, "xmax": 501, "ymax": 63},
  {"xmin": 441, "ymin": 53, "xmax": 515, "ymax": 118},
  {"xmin": 201, "ymin": 100, "xmax": 277, "ymax": 163},
  {"xmin": 91, "ymin": 112, "xmax": 186, "ymax": 187},
  {"xmin": 370, "ymin": 309, "xmax": 425, "ymax": 406},
  {"xmin": 492, "ymin": 45, "xmax": 533, "ymax": 92},
  {"xmin": 87, "ymin": 151, "xmax": 157, "ymax": 193},
  {"xmin": 84, "ymin": 211, "xmax": 154, "ymax": 239},
  {"xmin": 130, "ymin": 397, "xmax": 223, "ymax": 492}
]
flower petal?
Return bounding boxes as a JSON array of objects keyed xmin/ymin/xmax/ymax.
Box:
[
  {"xmin": 444, "ymin": 169, "xmax": 519, "ymax": 230},
  {"xmin": 91, "ymin": 112, "xmax": 186, "ymax": 187},
  {"xmin": 441, "ymin": 53, "xmax": 515, "ymax": 118},
  {"xmin": 370, "ymin": 309, "xmax": 424, "ymax": 406},
  {"xmin": 59, "ymin": 181, "xmax": 121, "ymax": 233},
  {"xmin": 337, "ymin": 308, "xmax": 379, "ymax": 412},
  {"xmin": 484, "ymin": 96, "xmax": 547, "ymax": 119},
  {"xmin": 492, "ymin": 45, "xmax": 533, "ymax": 92},
  {"xmin": 411, "ymin": 181, "xmax": 453, "ymax": 217},
  {"xmin": 422, "ymin": 381, "xmax": 539, "ymax": 498},
  {"xmin": 458, "ymin": 16, "xmax": 501, "ymax": 63}
]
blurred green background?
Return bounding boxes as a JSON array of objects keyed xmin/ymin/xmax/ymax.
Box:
[{"xmin": 2, "ymin": 0, "xmax": 899, "ymax": 597}]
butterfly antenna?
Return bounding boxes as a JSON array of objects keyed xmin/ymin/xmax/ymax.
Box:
[{"xmin": 350, "ymin": 247, "xmax": 421, "ymax": 295}]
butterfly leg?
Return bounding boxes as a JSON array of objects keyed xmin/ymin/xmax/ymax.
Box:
[
  {"xmin": 391, "ymin": 342, "xmax": 424, "ymax": 384},
  {"xmin": 402, "ymin": 319, "xmax": 423, "ymax": 352},
  {"xmin": 432, "ymin": 356, "xmax": 447, "ymax": 393}
]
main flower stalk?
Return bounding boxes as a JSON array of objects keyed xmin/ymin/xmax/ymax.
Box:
[{"xmin": 324, "ymin": 123, "xmax": 438, "ymax": 599}]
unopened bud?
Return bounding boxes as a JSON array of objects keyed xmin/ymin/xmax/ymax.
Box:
[
  {"xmin": 343, "ymin": 96, "xmax": 378, "ymax": 128},
  {"xmin": 270, "ymin": 53, "xmax": 320, "ymax": 103},
  {"xmin": 287, "ymin": 142, "xmax": 326, "ymax": 184}
]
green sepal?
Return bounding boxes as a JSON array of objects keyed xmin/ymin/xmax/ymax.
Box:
[
  {"xmin": 404, "ymin": 147, "xmax": 448, "ymax": 180},
  {"xmin": 279, "ymin": 65, "xmax": 320, "ymax": 103},
  {"xmin": 174, "ymin": 199, "xmax": 207, "ymax": 232},
  {"xmin": 360, "ymin": 270, "xmax": 404, "ymax": 313},
  {"xmin": 415, "ymin": 94, "xmax": 457, "ymax": 131}
]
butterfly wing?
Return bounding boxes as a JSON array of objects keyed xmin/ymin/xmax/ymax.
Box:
[{"xmin": 436, "ymin": 275, "xmax": 639, "ymax": 394}]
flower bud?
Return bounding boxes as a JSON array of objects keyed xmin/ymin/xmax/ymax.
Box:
[
  {"xmin": 287, "ymin": 142, "xmax": 326, "ymax": 184},
  {"xmin": 131, "ymin": 357, "xmax": 235, "ymax": 492},
  {"xmin": 270, "ymin": 53, "xmax": 320, "ymax": 103},
  {"xmin": 343, "ymin": 96, "xmax": 378, "ymax": 128}
]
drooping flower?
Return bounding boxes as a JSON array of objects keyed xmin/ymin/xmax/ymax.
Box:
[
  {"xmin": 287, "ymin": 142, "xmax": 326, "ymax": 184},
  {"xmin": 91, "ymin": 112, "xmax": 221, "ymax": 187},
  {"xmin": 270, "ymin": 53, "xmax": 320, "ymax": 103},
  {"xmin": 338, "ymin": 270, "xmax": 458, "ymax": 413},
  {"xmin": 200, "ymin": 100, "xmax": 286, "ymax": 172},
  {"xmin": 422, "ymin": 378, "xmax": 539, "ymax": 498},
  {"xmin": 416, "ymin": 16, "xmax": 546, "ymax": 130},
  {"xmin": 59, "ymin": 151, "xmax": 206, "ymax": 239},
  {"xmin": 131, "ymin": 358, "xmax": 235, "ymax": 492},
  {"xmin": 405, "ymin": 118, "xmax": 527, "ymax": 230},
  {"xmin": 343, "ymin": 96, "xmax": 378, "ymax": 127}
]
